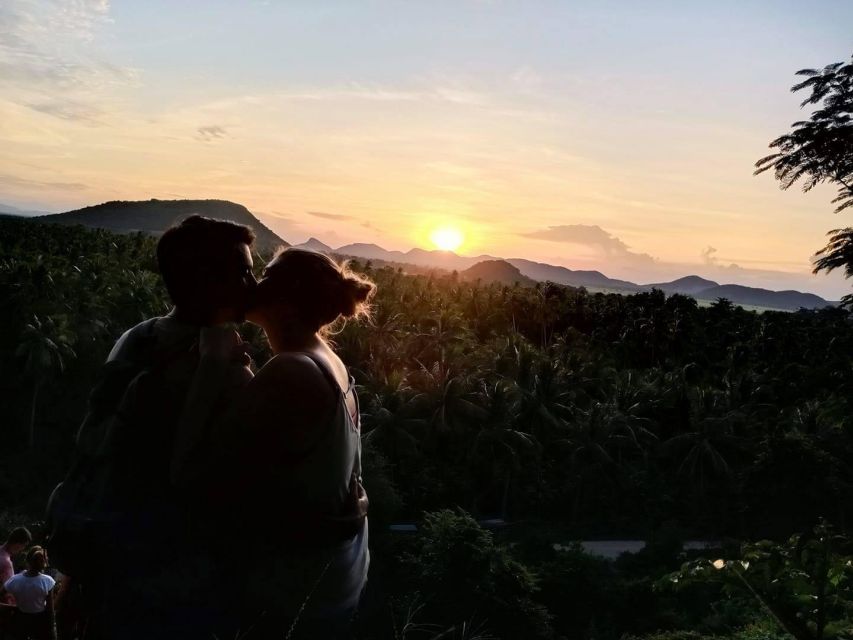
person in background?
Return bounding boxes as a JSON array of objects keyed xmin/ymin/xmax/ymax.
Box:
[
  {"xmin": 0, "ymin": 527, "xmax": 33, "ymax": 638},
  {"xmin": 0, "ymin": 528, "xmax": 32, "ymax": 605},
  {"xmin": 1, "ymin": 546, "xmax": 56, "ymax": 640}
]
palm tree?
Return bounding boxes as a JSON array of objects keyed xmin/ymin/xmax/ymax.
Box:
[
  {"xmin": 606, "ymin": 371, "xmax": 659, "ymax": 467},
  {"xmin": 409, "ymin": 360, "xmax": 484, "ymax": 446},
  {"xmin": 413, "ymin": 306, "xmax": 468, "ymax": 365},
  {"xmin": 558, "ymin": 402, "xmax": 623, "ymax": 522},
  {"xmin": 470, "ymin": 380, "xmax": 537, "ymax": 518},
  {"xmin": 514, "ymin": 356, "xmax": 572, "ymax": 444},
  {"xmin": 659, "ymin": 386, "xmax": 745, "ymax": 523},
  {"xmin": 361, "ymin": 371, "xmax": 426, "ymax": 477},
  {"xmin": 15, "ymin": 315, "xmax": 76, "ymax": 448}
]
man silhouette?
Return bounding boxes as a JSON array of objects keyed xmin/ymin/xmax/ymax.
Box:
[{"xmin": 81, "ymin": 215, "xmax": 257, "ymax": 640}]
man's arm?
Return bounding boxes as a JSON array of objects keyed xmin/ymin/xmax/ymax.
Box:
[
  {"xmin": 0, "ymin": 578, "xmax": 16, "ymax": 608},
  {"xmin": 170, "ymin": 327, "xmax": 253, "ymax": 488}
]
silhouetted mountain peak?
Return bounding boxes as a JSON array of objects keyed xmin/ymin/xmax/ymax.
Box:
[
  {"xmin": 294, "ymin": 237, "xmax": 334, "ymax": 253},
  {"xmin": 645, "ymin": 275, "xmax": 720, "ymax": 295},
  {"xmin": 39, "ymin": 199, "xmax": 287, "ymax": 250},
  {"xmin": 461, "ymin": 260, "xmax": 536, "ymax": 285}
]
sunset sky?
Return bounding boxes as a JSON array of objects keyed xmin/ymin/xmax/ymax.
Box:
[{"xmin": 1, "ymin": 1, "xmax": 852, "ymax": 298}]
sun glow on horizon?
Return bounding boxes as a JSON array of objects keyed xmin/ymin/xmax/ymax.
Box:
[{"xmin": 430, "ymin": 227, "xmax": 464, "ymax": 252}]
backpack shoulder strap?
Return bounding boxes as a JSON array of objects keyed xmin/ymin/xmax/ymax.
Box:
[{"xmin": 76, "ymin": 318, "xmax": 193, "ymax": 455}]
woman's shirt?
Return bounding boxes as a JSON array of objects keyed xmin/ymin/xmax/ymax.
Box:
[
  {"xmin": 175, "ymin": 344, "xmax": 370, "ymax": 617},
  {"xmin": 3, "ymin": 572, "xmax": 55, "ymax": 614},
  {"xmin": 245, "ymin": 352, "xmax": 369, "ymax": 617}
]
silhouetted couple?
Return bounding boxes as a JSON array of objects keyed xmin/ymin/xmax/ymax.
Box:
[{"xmin": 55, "ymin": 216, "xmax": 373, "ymax": 640}]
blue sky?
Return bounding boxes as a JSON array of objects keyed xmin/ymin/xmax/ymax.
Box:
[{"xmin": 1, "ymin": 0, "xmax": 852, "ymax": 297}]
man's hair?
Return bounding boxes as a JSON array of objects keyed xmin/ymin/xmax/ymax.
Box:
[
  {"xmin": 157, "ymin": 215, "xmax": 255, "ymax": 308},
  {"xmin": 6, "ymin": 527, "xmax": 32, "ymax": 546}
]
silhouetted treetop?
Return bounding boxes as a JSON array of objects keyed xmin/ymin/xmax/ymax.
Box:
[{"xmin": 755, "ymin": 54, "xmax": 853, "ymax": 212}]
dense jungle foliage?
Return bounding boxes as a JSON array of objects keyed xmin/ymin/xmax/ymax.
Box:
[{"xmin": 2, "ymin": 215, "xmax": 853, "ymax": 639}]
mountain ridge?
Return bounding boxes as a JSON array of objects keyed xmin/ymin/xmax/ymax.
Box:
[
  {"xmin": 324, "ymin": 241, "xmax": 833, "ymax": 311},
  {"xmin": 26, "ymin": 199, "xmax": 834, "ymax": 311},
  {"xmin": 39, "ymin": 199, "xmax": 287, "ymax": 251}
]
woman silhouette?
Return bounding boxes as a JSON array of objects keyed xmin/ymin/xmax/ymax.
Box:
[{"xmin": 174, "ymin": 247, "xmax": 374, "ymax": 639}]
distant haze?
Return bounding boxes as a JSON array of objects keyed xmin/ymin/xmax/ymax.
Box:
[{"xmin": 0, "ymin": 1, "xmax": 851, "ymax": 299}]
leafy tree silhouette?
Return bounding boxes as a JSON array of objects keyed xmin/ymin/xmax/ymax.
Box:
[{"xmin": 755, "ymin": 54, "xmax": 853, "ymax": 304}]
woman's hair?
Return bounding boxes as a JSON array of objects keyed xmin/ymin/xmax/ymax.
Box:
[
  {"xmin": 25, "ymin": 546, "xmax": 47, "ymax": 572},
  {"xmin": 257, "ymin": 247, "xmax": 376, "ymax": 330}
]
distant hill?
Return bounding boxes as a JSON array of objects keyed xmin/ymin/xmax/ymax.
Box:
[
  {"xmin": 507, "ymin": 258, "xmax": 640, "ymax": 291},
  {"xmin": 334, "ymin": 242, "xmax": 640, "ymax": 291},
  {"xmin": 644, "ymin": 275, "xmax": 720, "ymax": 295},
  {"xmin": 460, "ymin": 260, "xmax": 537, "ymax": 286},
  {"xmin": 334, "ymin": 243, "xmax": 497, "ymax": 270},
  {"xmin": 39, "ymin": 199, "xmax": 287, "ymax": 251},
  {"xmin": 293, "ymin": 237, "xmax": 334, "ymax": 253},
  {"xmin": 691, "ymin": 284, "xmax": 831, "ymax": 311},
  {"xmin": 335, "ymin": 242, "xmax": 405, "ymax": 262},
  {"xmin": 406, "ymin": 248, "xmax": 499, "ymax": 270},
  {"xmin": 0, "ymin": 202, "xmax": 54, "ymax": 217},
  {"xmin": 330, "ymin": 239, "xmax": 834, "ymax": 311}
]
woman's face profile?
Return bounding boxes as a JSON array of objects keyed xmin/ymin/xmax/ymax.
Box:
[{"xmin": 245, "ymin": 264, "xmax": 295, "ymax": 327}]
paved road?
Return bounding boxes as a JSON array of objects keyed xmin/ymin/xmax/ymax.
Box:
[{"xmin": 552, "ymin": 540, "xmax": 716, "ymax": 559}]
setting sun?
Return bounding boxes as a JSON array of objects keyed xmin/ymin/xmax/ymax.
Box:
[{"xmin": 430, "ymin": 227, "xmax": 464, "ymax": 252}]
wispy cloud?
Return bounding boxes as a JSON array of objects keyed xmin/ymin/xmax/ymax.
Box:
[
  {"xmin": 307, "ymin": 210, "xmax": 355, "ymax": 221},
  {"xmin": 0, "ymin": 172, "xmax": 88, "ymax": 191},
  {"xmin": 27, "ymin": 99, "xmax": 103, "ymax": 123},
  {"xmin": 196, "ymin": 125, "xmax": 228, "ymax": 141},
  {"xmin": 0, "ymin": 0, "xmax": 135, "ymax": 124},
  {"xmin": 304, "ymin": 210, "xmax": 377, "ymax": 233}
]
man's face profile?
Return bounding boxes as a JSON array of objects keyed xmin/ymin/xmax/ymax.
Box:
[
  {"xmin": 230, "ymin": 243, "xmax": 256, "ymax": 321},
  {"xmin": 209, "ymin": 242, "xmax": 256, "ymax": 323}
]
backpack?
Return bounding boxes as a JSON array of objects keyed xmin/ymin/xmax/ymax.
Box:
[{"xmin": 44, "ymin": 318, "xmax": 193, "ymax": 579}]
